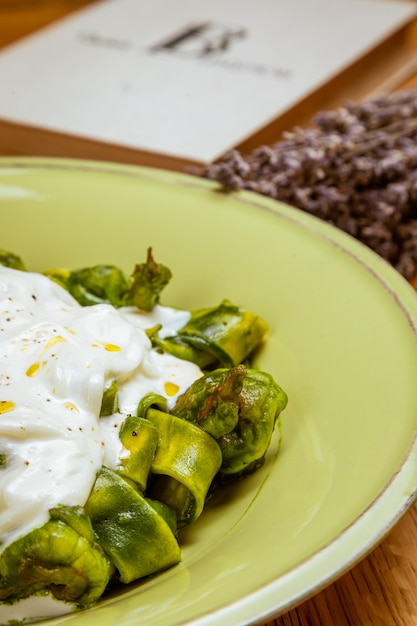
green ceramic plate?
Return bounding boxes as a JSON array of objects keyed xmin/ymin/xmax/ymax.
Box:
[{"xmin": 1, "ymin": 157, "xmax": 417, "ymax": 626}]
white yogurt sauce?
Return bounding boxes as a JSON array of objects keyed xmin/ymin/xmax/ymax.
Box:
[{"xmin": 0, "ymin": 266, "xmax": 202, "ymax": 552}]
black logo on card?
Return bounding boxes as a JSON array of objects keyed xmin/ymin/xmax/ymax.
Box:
[
  {"xmin": 150, "ymin": 22, "xmax": 246, "ymax": 57},
  {"xmin": 77, "ymin": 22, "xmax": 292, "ymax": 80}
]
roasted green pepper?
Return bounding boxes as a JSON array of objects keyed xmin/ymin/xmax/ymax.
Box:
[
  {"xmin": 100, "ymin": 380, "xmax": 119, "ymax": 417},
  {"xmin": 65, "ymin": 265, "xmax": 132, "ymax": 307},
  {"xmin": 0, "ymin": 506, "xmax": 113, "ymax": 607},
  {"xmin": 152, "ymin": 300, "xmax": 268, "ymax": 369},
  {"xmin": 172, "ymin": 364, "xmax": 288, "ymax": 476},
  {"xmin": 118, "ymin": 414, "xmax": 159, "ymax": 490},
  {"xmin": 128, "ymin": 246, "xmax": 172, "ymax": 311},
  {"xmin": 0, "ymin": 249, "xmax": 26, "ymax": 271},
  {"xmin": 135, "ymin": 397, "xmax": 222, "ymax": 527},
  {"xmin": 85, "ymin": 467, "xmax": 181, "ymax": 584},
  {"xmin": 43, "ymin": 247, "xmax": 171, "ymax": 311}
]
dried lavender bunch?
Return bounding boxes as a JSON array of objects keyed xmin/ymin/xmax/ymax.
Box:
[{"xmin": 200, "ymin": 87, "xmax": 417, "ymax": 280}]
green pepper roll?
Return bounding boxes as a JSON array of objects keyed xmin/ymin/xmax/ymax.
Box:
[
  {"xmin": 43, "ymin": 247, "xmax": 172, "ymax": 311},
  {"xmin": 142, "ymin": 407, "xmax": 222, "ymax": 527},
  {"xmin": 100, "ymin": 380, "xmax": 119, "ymax": 417},
  {"xmin": 152, "ymin": 300, "xmax": 268, "ymax": 369},
  {"xmin": 85, "ymin": 467, "xmax": 181, "ymax": 584},
  {"xmin": 172, "ymin": 364, "xmax": 288, "ymax": 477},
  {"xmin": 118, "ymin": 415, "xmax": 159, "ymax": 490},
  {"xmin": 0, "ymin": 508, "xmax": 113, "ymax": 607},
  {"xmin": 64, "ymin": 265, "xmax": 132, "ymax": 307},
  {"xmin": 129, "ymin": 247, "xmax": 172, "ymax": 311},
  {"xmin": 0, "ymin": 249, "xmax": 26, "ymax": 271}
]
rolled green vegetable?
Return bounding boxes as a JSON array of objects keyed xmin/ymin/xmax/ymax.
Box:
[
  {"xmin": 42, "ymin": 247, "xmax": 172, "ymax": 311},
  {"xmin": 65, "ymin": 265, "xmax": 131, "ymax": 307},
  {"xmin": 118, "ymin": 414, "xmax": 159, "ymax": 490},
  {"xmin": 139, "ymin": 403, "xmax": 222, "ymax": 527},
  {"xmin": 136, "ymin": 392, "xmax": 168, "ymax": 417},
  {"xmin": 152, "ymin": 300, "xmax": 268, "ymax": 369},
  {"xmin": 85, "ymin": 467, "xmax": 181, "ymax": 584},
  {"xmin": 129, "ymin": 246, "xmax": 172, "ymax": 312},
  {"xmin": 0, "ymin": 249, "xmax": 26, "ymax": 271},
  {"xmin": 146, "ymin": 498, "xmax": 178, "ymax": 536},
  {"xmin": 49, "ymin": 505, "xmax": 96, "ymax": 544},
  {"xmin": 0, "ymin": 507, "xmax": 113, "ymax": 607},
  {"xmin": 172, "ymin": 364, "xmax": 288, "ymax": 477},
  {"xmin": 100, "ymin": 380, "xmax": 119, "ymax": 417}
]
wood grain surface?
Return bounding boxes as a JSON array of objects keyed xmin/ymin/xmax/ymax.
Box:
[{"xmin": 2, "ymin": 2, "xmax": 417, "ymax": 624}]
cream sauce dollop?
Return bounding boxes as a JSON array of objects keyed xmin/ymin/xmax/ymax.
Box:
[{"xmin": 0, "ymin": 266, "xmax": 202, "ymax": 549}]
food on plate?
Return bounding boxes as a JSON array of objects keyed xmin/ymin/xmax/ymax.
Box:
[{"xmin": 0, "ymin": 248, "xmax": 288, "ymax": 618}]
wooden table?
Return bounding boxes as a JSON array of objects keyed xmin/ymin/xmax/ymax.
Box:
[{"xmin": 2, "ymin": 2, "xmax": 417, "ymax": 624}]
